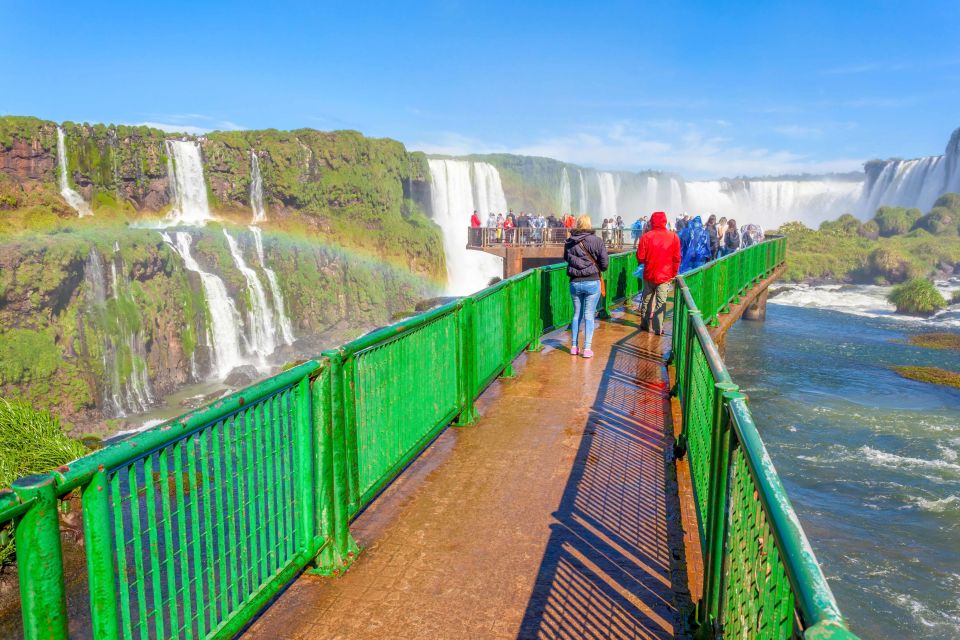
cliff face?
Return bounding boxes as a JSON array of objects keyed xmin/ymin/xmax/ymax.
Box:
[{"xmin": 0, "ymin": 115, "xmax": 445, "ymax": 430}]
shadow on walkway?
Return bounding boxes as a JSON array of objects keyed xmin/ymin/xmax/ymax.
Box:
[{"xmin": 518, "ymin": 326, "xmax": 692, "ymax": 640}]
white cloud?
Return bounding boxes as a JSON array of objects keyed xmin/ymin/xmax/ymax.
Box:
[
  {"xmin": 137, "ymin": 122, "xmax": 210, "ymax": 135},
  {"xmin": 134, "ymin": 114, "xmax": 244, "ymax": 134},
  {"xmin": 413, "ymin": 120, "xmax": 864, "ymax": 178},
  {"xmin": 772, "ymin": 124, "xmax": 823, "ymax": 138}
]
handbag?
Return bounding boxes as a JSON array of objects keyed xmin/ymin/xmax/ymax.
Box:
[{"xmin": 578, "ymin": 240, "xmax": 606, "ymax": 298}]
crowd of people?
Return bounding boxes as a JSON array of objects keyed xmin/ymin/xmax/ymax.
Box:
[
  {"xmin": 555, "ymin": 210, "xmax": 765, "ymax": 356},
  {"xmin": 469, "ymin": 210, "xmax": 632, "ymax": 247}
]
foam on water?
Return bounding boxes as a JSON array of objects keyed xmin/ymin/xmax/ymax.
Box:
[{"xmin": 770, "ymin": 283, "xmax": 960, "ymax": 327}]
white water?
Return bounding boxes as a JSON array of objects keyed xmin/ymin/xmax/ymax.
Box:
[
  {"xmin": 56, "ymin": 127, "xmax": 92, "ymax": 217},
  {"xmin": 428, "ymin": 159, "xmax": 504, "ymax": 294},
  {"xmin": 250, "ymin": 226, "xmax": 294, "ymax": 345},
  {"xmin": 164, "ymin": 232, "xmax": 244, "ymax": 378},
  {"xmin": 250, "ymin": 151, "xmax": 267, "ymax": 223},
  {"xmin": 223, "ymin": 229, "xmax": 277, "ymax": 361},
  {"xmin": 858, "ymin": 129, "xmax": 960, "ymax": 215},
  {"xmin": 770, "ymin": 282, "xmax": 960, "ymax": 328},
  {"xmin": 165, "ymin": 140, "xmax": 213, "ymax": 225},
  {"xmin": 596, "ymin": 171, "xmax": 620, "ymax": 221},
  {"xmin": 559, "ymin": 167, "xmax": 572, "ymax": 214},
  {"xmin": 472, "ymin": 161, "xmax": 509, "ymax": 215},
  {"xmin": 577, "ymin": 169, "xmax": 588, "ymax": 215}
]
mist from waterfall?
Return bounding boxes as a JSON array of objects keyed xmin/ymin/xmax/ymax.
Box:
[
  {"xmin": 596, "ymin": 172, "xmax": 620, "ymax": 221},
  {"xmin": 56, "ymin": 127, "xmax": 92, "ymax": 217},
  {"xmin": 428, "ymin": 159, "xmax": 504, "ymax": 295},
  {"xmin": 163, "ymin": 231, "xmax": 243, "ymax": 379},
  {"xmin": 165, "ymin": 140, "xmax": 213, "ymax": 225},
  {"xmin": 250, "ymin": 226, "xmax": 294, "ymax": 345},
  {"xmin": 250, "ymin": 151, "xmax": 267, "ymax": 223},
  {"xmin": 577, "ymin": 169, "xmax": 588, "ymax": 215},
  {"xmin": 223, "ymin": 229, "xmax": 277, "ymax": 361}
]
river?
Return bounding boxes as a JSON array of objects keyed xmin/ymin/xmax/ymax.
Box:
[{"xmin": 724, "ymin": 284, "xmax": 960, "ymax": 639}]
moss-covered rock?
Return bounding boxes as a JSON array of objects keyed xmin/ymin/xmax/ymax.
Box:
[
  {"xmin": 892, "ymin": 365, "xmax": 960, "ymax": 389},
  {"xmin": 873, "ymin": 206, "xmax": 922, "ymax": 237}
]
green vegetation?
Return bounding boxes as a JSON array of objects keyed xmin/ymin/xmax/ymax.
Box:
[
  {"xmin": 777, "ymin": 194, "xmax": 960, "ymax": 283},
  {"xmin": 892, "ymin": 366, "xmax": 960, "ymax": 389},
  {"xmin": 0, "ymin": 399, "xmax": 87, "ymax": 563},
  {"xmin": 888, "ymin": 278, "xmax": 947, "ymax": 316},
  {"xmin": 905, "ymin": 333, "xmax": 960, "ymax": 350}
]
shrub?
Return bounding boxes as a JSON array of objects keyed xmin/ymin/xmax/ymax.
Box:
[
  {"xmin": 867, "ymin": 247, "xmax": 915, "ymax": 283},
  {"xmin": 819, "ymin": 213, "xmax": 861, "ymax": 236},
  {"xmin": 888, "ymin": 278, "xmax": 947, "ymax": 316},
  {"xmin": 873, "ymin": 206, "xmax": 922, "ymax": 237},
  {"xmin": 912, "ymin": 206, "xmax": 957, "ymax": 235},
  {"xmin": 932, "ymin": 192, "xmax": 960, "ymax": 214},
  {"xmin": 858, "ymin": 219, "xmax": 880, "ymax": 240}
]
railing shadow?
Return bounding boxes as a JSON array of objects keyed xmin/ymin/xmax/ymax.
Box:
[{"xmin": 517, "ymin": 327, "xmax": 691, "ymax": 639}]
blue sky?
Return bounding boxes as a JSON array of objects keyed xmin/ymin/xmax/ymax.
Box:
[{"xmin": 3, "ymin": 1, "xmax": 959, "ymax": 178}]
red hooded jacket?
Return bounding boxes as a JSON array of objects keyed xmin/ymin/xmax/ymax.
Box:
[
  {"xmin": 636, "ymin": 211, "xmax": 681, "ymax": 285},
  {"xmin": 470, "ymin": 212, "xmax": 481, "ymax": 227}
]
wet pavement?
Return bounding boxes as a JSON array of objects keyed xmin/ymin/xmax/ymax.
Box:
[{"xmin": 244, "ymin": 310, "xmax": 692, "ymax": 639}]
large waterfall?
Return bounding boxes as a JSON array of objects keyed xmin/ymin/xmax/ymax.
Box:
[
  {"xmin": 250, "ymin": 226, "xmax": 294, "ymax": 345},
  {"xmin": 163, "ymin": 232, "xmax": 243, "ymax": 379},
  {"xmin": 596, "ymin": 172, "xmax": 620, "ymax": 220},
  {"xmin": 250, "ymin": 151, "xmax": 267, "ymax": 223},
  {"xmin": 56, "ymin": 127, "xmax": 92, "ymax": 217},
  {"xmin": 165, "ymin": 140, "xmax": 213, "ymax": 225},
  {"xmin": 577, "ymin": 169, "xmax": 588, "ymax": 215},
  {"xmin": 858, "ymin": 131, "xmax": 960, "ymax": 215},
  {"xmin": 427, "ymin": 159, "xmax": 504, "ymax": 295}
]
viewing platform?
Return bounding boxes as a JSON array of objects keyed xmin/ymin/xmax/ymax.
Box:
[
  {"xmin": 466, "ymin": 227, "xmax": 630, "ymax": 279},
  {"xmin": 0, "ymin": 239, "xmax": 860, "ymax": 640}
]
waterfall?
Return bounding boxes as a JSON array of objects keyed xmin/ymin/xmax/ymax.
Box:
[
  {"xmin": 165, "ymin": 140, "xmax": 213, "ymax": 225},
  {"xmin": 577, "ymin": 169, "xmax": 588, "ymax": 215},
  {"xmin": 223, "ymin": 228, "xmax": 277, "ymax": 361},
  {"xmin": 85, "ymin": 248, "xmax": 154, "ymax": 417},
  {"xmin": 596, "ymin": 172, "xmax": 619, "ymax": 220},
  {"xmin": 428, "ymin": 158, "xmax": 504, "ymax": 295},
  {"xmin": 250, "ymin": 151, "xmax": 267, "ymax": 223},
  {"xmin": 858, "ymin": 128, "xmax": 960, "ymax": 215},
  {"xmin": 250, "ymin": 226, "xmax": 294, "ymax": 345},
  {"xmin": 472, "ymin": 162, "xmax": 509, "ymax": 216},
  {"xmin": 164, "ymin": 231, "xmax": 244, "ymax": 379},
  {"xmin": 559, "ymin": 167, "xmax": 572, "ymax": 214},
  {"xmin": 56, "ymin": 127, "xmax": 92, "ymax": 217}
]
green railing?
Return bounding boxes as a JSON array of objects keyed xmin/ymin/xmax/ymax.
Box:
[
  {"xmin": 0, "ymin": 252, "xmax": 638, "ymax": 640},
  {"xmin": 672, "ymin": 238, "xmax": 858, "ymax": 639}
]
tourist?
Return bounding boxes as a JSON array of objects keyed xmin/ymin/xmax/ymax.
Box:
[
  {"xmin": 631, "ymin": 218, "xmax": 644, "ymax": 248},
  {"xmin": 470, "ymin": 210, "xmax": 481, "ymax": 228},
  {"xmin": 615, "ymin": 215, "xmax": 625, "ymax": 247},
  {"xmin": 720, "ymin": 219, "xmax": 740, "ymax": 256},
  {"xmin": 563, "ymin": 213, "xmax": 575, "ymax": 229},
  {"xmin": 679, "ymin": 215, "xmax": 711, "ymax": 272},
  {"xmin": 705, "ymin": 214, "xmax": 719, "ymax": 260},
  {"xmin": 503, "ymin": 213, "xmax": 515, "ymax": 244},
  {"xmin": 518, "ymin": 211, "xmax": 531, "ymax": 244},
  {"xmin": 635, "ymin": 211, "xmax": 681, "ymax": 335},
  {"xmin": 563, "ymin": 215, "xmax": 608, "ymax": 358},
  {"xmin": 533, "ymin": 214, "xmax": 546, "ymax": 244},
  {"xmin": 486, "ymin": 212, "xmax": 497, "ymax": 245},
  {"xmin": 496, "ymin": 213, "xmax": 504, "ymax": 242},
  {"xmin": 601, "ymin": 218, "xmax": 611, "ymax": 246}
]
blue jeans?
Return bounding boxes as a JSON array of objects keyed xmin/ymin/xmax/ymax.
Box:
[{"xmin": 569, "ymin": 280, "xmax": 602, "ymax": 349}]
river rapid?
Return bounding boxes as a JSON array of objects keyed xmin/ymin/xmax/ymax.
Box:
[{"xmin": 724, "ymin": 283, "xmax": 960, "ymax": 638}]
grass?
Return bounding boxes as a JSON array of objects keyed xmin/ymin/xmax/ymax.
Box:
[
  {"xmin": 891, "ymin": 366, "xmax": 960, "ymax": 389},
  {"xmin": 905, "ymin": 332, "xmax": 960, "ymax": 351},
  {"xmin": 888, "ymin": 278, "xmax": 947, "ymax": 316},
  {"xmin": 0, "ymin": 399, "xmax": 87, "ymax": 564}
]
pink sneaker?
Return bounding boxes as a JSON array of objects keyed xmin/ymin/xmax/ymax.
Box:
[
  {"xmin": 582, "ymin": 349, "xmax": 594, "ymax": 358},
  {"xmin": 570, "ymin": 346, "xmax": 579, "ymax": 356}
]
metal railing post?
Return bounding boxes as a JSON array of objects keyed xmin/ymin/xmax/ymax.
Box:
[
  {"xmin": 528, "ymin": 269, "xmax": 544, "ymax": 351},
  {"xmin": 83, "ymin": 470, "xmax": 120, "ymax": 640},
  {"xmin": 456, "ymin": 299, "xmax": 480, "ymax": 425},
  {"xmin": 12, "ymin": 474, "xmax": 68, "ymax": 640},
  {"xmin": 295, "ymin": 374, "xmax": 317, "ymax": 554},
  {"xmin": 501, "ymin": 280, "xmax": 515, "ymax": 378}
]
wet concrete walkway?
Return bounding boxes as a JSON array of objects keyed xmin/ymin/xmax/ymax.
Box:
[{"xmin": 245, "ymin": 311, "xmax": 692, "ymax": 639}]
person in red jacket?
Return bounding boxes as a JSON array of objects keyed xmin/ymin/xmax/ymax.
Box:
[
  {"xmin": 470, "ymin": 210, "xmax": 481, "ymax": 228},
  {"xmin": 635, "ymin": 211, "xmax": 681, "ymax": 335}
]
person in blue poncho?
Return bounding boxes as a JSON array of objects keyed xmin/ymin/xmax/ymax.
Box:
[{"xmin": 679, "ymin": 215, "xmax": 712, "ymax": 272}]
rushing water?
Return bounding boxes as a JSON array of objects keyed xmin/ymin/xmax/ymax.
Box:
[
  {"xmin": 559, "ymin": 167, "xmax": 572, "ymax": 214},
  {"xmin": 596, "ymin": 171, "xmax": 620, "ymax": 221},
  {"xmin": 163, "ymin": 232, "xmax": 243, "ymax": 378},
  {"xmin": 724, "ymin": 290, "xmax": 960, "ymax": 639},
  {"xmin": 165, "ymin": 140, "xmax": 213, "ymax": 225},
  {"xmin": 250, "ymin": 151, "xmax": 267, "ymax": 223},
  {"xmin": 223, "ymin": 228, "xmax": 277, "ymax": 361},
  {"xmin": 427, "ymin": 158, "xmax": 504, "ymax": 294},
  {"xmin": 55, "ymin": 127, "xmax": 92, "ymax": 217},
  {"xmin": 250, "ymin": 226, "xmax": 294, "ymax": 345}
]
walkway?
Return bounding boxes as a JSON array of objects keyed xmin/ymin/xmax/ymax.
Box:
[{"xmin": 245, "ymin": 311, "xmax": 692, "ymax": 639}]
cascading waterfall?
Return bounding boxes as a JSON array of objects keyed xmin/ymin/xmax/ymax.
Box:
[
  {"xmin": 165, "ymin": 140, "xmax": 213, "ymax": 225},
  {"xmin": 250, "ymin": 226, "xmax": 294, "ymax": 345},
  {"xmin": 163, "ymin": 231, "xmax": 244, "ymax": 379},
  {"xmin": 559, "ymin": 167, "xmax": 572, "ymax": 214},
  {"xmin": 472, "ymin": 162, "xmax": 509, "ymax": 216},
  {"xmin": 223, "ymin": 228, "xmax": 277, "ymax": 361},
  {"xmin": 428, "ymin": 158, "xmax": 504, "ymax": 295},
  {"xmin": 56, "ymin": 127, "xmax": 92, "ymax": 217},
  {"xmin": 596, "ymin": 172, "xmax": 620, "ymax": 221},
  {"xmin": 250, "ymin": 151, "xmax": 267, "ymax": 223},
  {"xmin": 577, "ymin": 169, "xmax": 588, "ymax": 215}
]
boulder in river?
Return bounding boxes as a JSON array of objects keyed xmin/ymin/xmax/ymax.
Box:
[{"xmin": 223, "ymin": 365, "xmax": 260, "ymax": 388}]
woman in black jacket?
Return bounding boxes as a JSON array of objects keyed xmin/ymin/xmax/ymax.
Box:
[{"xmin": 563, "ymin": 215, "xmax": 609, "ymax": 358}]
